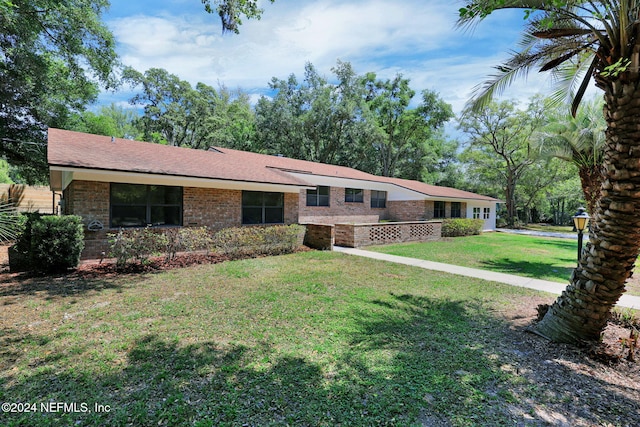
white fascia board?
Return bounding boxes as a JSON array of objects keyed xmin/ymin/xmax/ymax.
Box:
[{"xmin": 49, "ymin": 166, "xmax": 311, "ymax": 193}]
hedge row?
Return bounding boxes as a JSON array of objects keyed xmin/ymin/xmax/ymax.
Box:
[
  {"xmin": 108, "ymin": 224, "xmax": 306, "ymax": 268},
  {"xmin": 441, "ymin": 218, "xmax": 484, "ymax": 237}
]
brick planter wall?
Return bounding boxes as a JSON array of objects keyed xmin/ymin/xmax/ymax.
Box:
[
  {"xmin": 304, "ymin": 224, "xmax": 334, "ymax": 250},
  {"xmin": 334, "ymin": 221, "xmax": 442, "ymax": 248}
]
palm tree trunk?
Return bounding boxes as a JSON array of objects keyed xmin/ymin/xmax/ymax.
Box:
[
  {"xmin": 578, "ymin": 165, "xmax": 604, "ymax": 215},
  {"xmin": 535, "ymin": 83, "xmax": 640, "ymax": 344}
]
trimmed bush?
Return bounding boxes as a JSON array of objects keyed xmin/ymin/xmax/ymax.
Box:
[
  {"xmin": 29, "ymin": 215, "xmax": 85, "ymax": 272},
  {"xmin": 164, "ymin": 227, "xmax": 213, "ymax": 261},
  {"xmin": 108, "ymin": 227, "xmax": 168, "ymax": 268},
  {"xmin": 441, "ymin": 218, "xmax": 484, "ymax": 237},
  {"xmin": 213, "ymin": 224, "xmax": 305, "ymax": 258}
]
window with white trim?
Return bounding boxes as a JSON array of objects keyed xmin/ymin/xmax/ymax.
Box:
[
  {"xmin": 472, "ymin": 207, "xmax": 481, "ymax": 219},
  {"xmin": 483, "ymin": 207, "xmax": 490, "ymax": 219}
]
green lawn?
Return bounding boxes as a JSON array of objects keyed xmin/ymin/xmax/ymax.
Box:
[
  {"xmin": 522, "ymin": 224, "xmax": 574, "ymax": 233},
  {"xmin": 369, "ymin": 233, "xmax": 577, "ymax": 283},
  {"xmin": 0, "ymin": 252, "xmax": 559, "ymax": 427}
]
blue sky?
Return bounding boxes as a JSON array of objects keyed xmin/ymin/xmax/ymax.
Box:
[{"xmin": 99, "ymin": 0, "xmax": 574, "ymax": 138}]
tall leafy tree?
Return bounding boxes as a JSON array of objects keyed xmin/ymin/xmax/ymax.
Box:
[
  {"xmin": 535, "ymin": 98, "xmax": 605, "ymax": 215},
  {"xmin": 459, "ymin": 99, "xmax": 546, "ymax": 227},
  {"xmin": 201, "ymin": 0, "xmax": 275, "ymax": 33},
  {"xmin": 254, "ymin": 61, "xmax": 377, "ymax": 171},
  {"xmin": 62, "ymin": 104, "xmax": 143, "ymax": 140},
  {"xmin": 0, "ymin": 0, "xmax": 118, "ymax": 183},
  {"xmin": 459, "ymin": 0, "xmax": 640, "ymax": 343},
  {"xmin": 124, "ymin": 67, "xmax": 255, "ymax": 150},
  {"xmin": 362, "ymin": 74, "xmax": 454, "ymax": 179}
]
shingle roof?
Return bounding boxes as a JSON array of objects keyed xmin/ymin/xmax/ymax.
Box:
[
  {"xmin": 48, "ymin": 128, "xmax": 499, "ymax": 202},
  {"xmin": 47, "ymin": 128, "xmax": 310, "ymax": 187}
]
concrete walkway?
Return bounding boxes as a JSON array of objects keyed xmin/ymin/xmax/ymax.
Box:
[
  {"xmin": 496, "ymin": 228, "xmax": 577, "ymax": 239},
  {"xmin": 334, "ymin": 246, "xmax": 640, "ymax": 310}
]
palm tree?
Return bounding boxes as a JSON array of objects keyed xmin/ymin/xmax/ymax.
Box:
[
  {"xmin": 535, "ymin": 99, "xmax": 605, "ymax": 215},
  {"xmin": 458, "ymin": 1, "xmax": 640, "ymax": 344}
]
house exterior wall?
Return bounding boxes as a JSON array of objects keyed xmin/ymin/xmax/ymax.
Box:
[
  {"xmin": 387, "ymin": 200, "xmax": 468, "ymax": 222},
  {"xmin": 64, "ymin": 180, "xmax": 300, "ymax": 259},
  {"xmin": 298, "ymin": 187, "xmax": 388, "ymax": 224}
]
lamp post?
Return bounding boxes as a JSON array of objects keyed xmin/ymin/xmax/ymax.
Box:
[{"xmin": 572, "ymin": 207, "xmax": 591, "ymax": 266}]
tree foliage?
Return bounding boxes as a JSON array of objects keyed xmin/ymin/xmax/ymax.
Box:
[
  {"xmin": 254, "ymin": 61, "xmax": 377, "ymax": 171},
  {"xmin": 459, "ymin": 98, "xmax": 546, "ymax": 226},
  {"xmin": 534, "ymin": 98, "xmax": 605, "ymax": 215},
  {"xmin": 201, "ymin": 0, "xmax": 275, "ymax": 33},
  {"xmin": 255, "ymin": 61, "xmax": 455, "ymax": 180},
  {"xmin": 0, "ymin": 0, "xmax": 118, "ymax": 183},
  {"xmin": 124, "ymin": 67, "xmax": 255, "ymax": 150},
  {"xmin": 362, "ymin": 73, "xmax": 454, "ymax": 179}
]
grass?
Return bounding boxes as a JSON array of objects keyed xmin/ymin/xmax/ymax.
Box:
[
  {"xmin": 521, "ymin": 224, "xmax": 574, "ymax": 233},
  {"xmin": 369, "ymin": 233, "xmax": 577, "ymax": 283},
  {"xmin": 1, "ymin": 251, "xmax": 557, "ymax": 427}
]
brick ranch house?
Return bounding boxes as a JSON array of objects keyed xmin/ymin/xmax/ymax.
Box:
[{"xmin": 48, "ymin": 128, "xmax": 500, "ymax": 258}]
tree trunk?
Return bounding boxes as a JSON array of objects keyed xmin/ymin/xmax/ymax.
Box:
[
  {"xmin": 578, "ymin": 165, "xmax": 605, "ymax": 216},
  {"xmin": 535, "ymin": 82, "xmax": 640, "ymax": 344}
]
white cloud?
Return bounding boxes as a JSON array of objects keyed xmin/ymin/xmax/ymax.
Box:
[{"xmin": 104, "ymin": 0, "xmax": 589, "ymax": 138}]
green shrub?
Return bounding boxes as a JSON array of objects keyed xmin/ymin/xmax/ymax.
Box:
[
  {"xmin": 441, "ymin": 218, "xmax": 484, "ymax": 237},
  {"xmin": 164, "ymin": 227, "xmax": 213, "ymax": 261},
  {"xmin": 29, "ymin": 215, "xmax": 85, "ymax": 272},
  {"xmin": 213, "ymin": 224, "xmax": 305, "ymax": 258},
  {"xmin": 108, "ymin": 227, "xmax": 168, "ymax": 268}
]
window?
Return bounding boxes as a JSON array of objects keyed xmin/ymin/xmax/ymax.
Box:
[
  {"xmin": 307, "ymin": 186, "xmax": 330, "ymax": 207},
  {"xmin": 434, "ymin": 201, "xmax": 445, "ymax": 218},
  {"xmin": 371, "ymin": 190, "xmax": 387, "ymax": 208},
  {"xmin": 110, "ymin": 183, "xmax": 182, "ymax": 228},
  {"xmin": 483, "ymin": 207, "xmax": 491, "ymax": 220},
  {"xmin": 242, "ymin": 191, "xmax": 284, "ymax": 225},
  {"xmin": 451, "ymin": 202, "xmax": 461, "ymax": 218},
  {"xmin": 473, "ymin": 207, "xmax": 481, "ymax": 219},
  {"xmin": 345, "ymin": 188, "xmax": 363, "ymax": 203}
]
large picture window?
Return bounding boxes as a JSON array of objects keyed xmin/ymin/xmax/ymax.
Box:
[
  {"xmin": 307, "ymin": 186, "xmax": 330, "ymax": 207},
  {"xmin": 451, "ymin": 202, "xmax": 462, "ymax": 218},
  {"xmin": 371, "ymin": 190, "xmax": 387, "ymax": 208},
  {"xmin": 345, "ymin": 188, "xmax": 363, "ymax": 203},
  {"xmin": 434, "ymin": 201, "xmax": 445, "ymax": 218},
  {"xmin": 242, "ymin": 191, "xmax": 284, "ymax": 225},
  {"xmin": 110, "ymin": 184, "xmax": 182, "ymax": 228}
]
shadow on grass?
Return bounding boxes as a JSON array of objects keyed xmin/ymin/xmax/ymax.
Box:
[
  {"xmin": 2, "ymin": 295, "xmax": 639, "ymax": 426},
  {"xmin": 0, "ymin": 272, "xmax": 129, "ymax": 299},
  {"xmin": 480, "ymin": 258, "xmax": 574, "ymax": 281}
]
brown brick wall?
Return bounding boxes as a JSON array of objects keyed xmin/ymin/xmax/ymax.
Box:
[
  {"xmin": 304, "ymin": 224, "xmax": 334, "ymax": 250},
  {"xmin": 298, "ymin": 187, "xmax": 388, "ymax": 224},
  {"xmin": 183, "ymin": 187, "xmax": 241, "ymax": 229},
  {"xmin": 388, "ymin": 200, "xmax": 468, "ymax": 221},
  {"xmin": 388, "ymin": 200, "xmax": 426, "ymax": 221}
]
